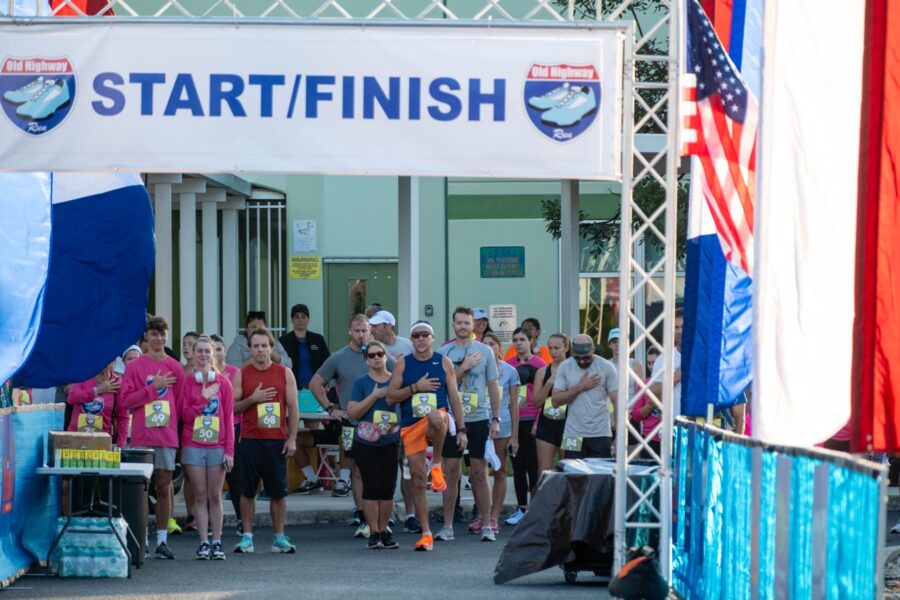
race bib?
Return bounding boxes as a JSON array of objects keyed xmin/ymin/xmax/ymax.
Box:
[
  {"xmin": 517, "ymin": 386, "xmax": 528, "ymax": 407},
  {"xmin": 257, "ymin": 402, "xmax": 281, "ymax": 429},
  {"xmin": 373, "ymin": 410, "xmax": 397, "ymax": 433},
  {"xmin": 461, "ymin": 393, "xmax": 479, "ymax": 417},
  {"xmin": 77, "ymin": 413, "xmax": 103, "ymax": 433},
  {"xmin": 341, "ymin": 426, "xmax": 355, "ymax": 451},
  {"xmin": 412, "ymin": 393, "xmax": 437, "ymax": 418},
  {"xmin": 145, "ymin": 400, "xmax": 171, "ymax": 428},
  {"xmin": 561, "ymin": 435, "xmax": 583, "ymax": 452},
  {"xmin": 543, "ymin": 398, "xmax": 566, "ymax": 420},
  {"xmin": 192, "ymin": 415, "xmax": 220, "ymax": 443}
]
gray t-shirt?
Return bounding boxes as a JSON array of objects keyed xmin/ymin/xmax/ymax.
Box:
[
  {"xmin": 315, "ymin": 345, "xmax": 395, "ymax": 409},
  {"xmin": 438, "ymin": 340, "xmax": 499, "ymax": 422},
  {"xmin": 225, "ymin": 334, "xmax": 292, "ymax": 370},
  {"xmin": 554, "ymin": 355, "xmax": 618, "ymax": 438},
  {"xmin": 385, "ymin": 336, "xmax": 414, "ymax": 363}
]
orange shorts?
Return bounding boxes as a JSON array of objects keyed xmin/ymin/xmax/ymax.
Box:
[{"xmin": 400, "ymin": 408, "xmax": 447, "ymax": 456}]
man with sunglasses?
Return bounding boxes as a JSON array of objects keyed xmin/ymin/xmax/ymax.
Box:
[
  {"xmin": 388, "ymin": 320, "xmax": 466, "ymax": 552},
  {"xmin": 550, "ymin": 334, "xmax": 618, "ymax": 459}
]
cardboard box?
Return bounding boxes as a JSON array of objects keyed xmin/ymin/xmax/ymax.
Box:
[{"xmin": 49, "ymin": 432, "xmax": 111, "ymax": 466}]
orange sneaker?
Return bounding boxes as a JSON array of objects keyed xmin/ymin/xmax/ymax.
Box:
[
  {"xmin": 414, "ymin": 533, "xmax": 434, "ymax": 552},
  {"xmin": 430, "ymin": 464, "xmax": 447, "ymax": 492}
]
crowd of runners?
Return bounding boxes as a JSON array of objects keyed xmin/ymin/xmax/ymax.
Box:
[{"xmin": 61, "ymin": 303, "xmax": 659, "ymax": 558}]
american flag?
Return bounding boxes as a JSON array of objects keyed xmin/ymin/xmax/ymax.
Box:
[{"xmin": 683, "ymin": 0, "xmax": 757, "ymax": 275}]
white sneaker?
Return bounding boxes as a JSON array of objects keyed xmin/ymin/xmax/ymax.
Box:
[
  {"xmin": 480, "ymin": 526, "xmax": 496, "ymax": 542},
  {"xmin": 891, "ymin": 520, "xmax": 900, "ymax": 534},
  {"xmin": 434, "ymin": 525, "xmax": 454, "ymax": 541},
  {"xmin": 505, "ymin": 508, "xmax": 526, "ymax": 526}
]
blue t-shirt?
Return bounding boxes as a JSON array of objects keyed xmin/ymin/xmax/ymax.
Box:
[
  {"xmin": 399, "ymin": 353, "xmax": 448, "ymax": 427},
  {"xmin": 296, "ymin": 338, "xmax": 314, "ymax": 388},
  {"xmin": 350, "ymin": 374, "xmax": 399, "ymax": 446}
]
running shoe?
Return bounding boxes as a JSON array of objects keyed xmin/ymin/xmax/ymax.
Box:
[
  {"xmin": 413, "ymin": 533, "xmax": 433, "ymax": 552},
  {"xmin": 15, "ymin": 79, "xmax": 69, "ymax": 120},
  {"xmin": 892, "ymin": 520, "xmax": 900, "ymax": 534},
  {"xmin": 293, "ymin": 479, "xmax": 323, "ymax": 495},
  {"xmin": 480, "ymin": 526, "xmax": 496, "ymax": 542},
  {"xmin": 354, "ymin": 523, "xmax": 370, "ymax": 539},
  {"xmin": 388, "ymin": 516, "xmax": 396, "ymax": 528},
  {"xmin": 403, "ymin": 515, "xmax": 422, "ymax": 534},
  {"xmin": 210, "ymin": 541, "xmax": 225, "ymax": 560},
  {"xmin": 434, "ymin": 525, "xmax": 454, "ymax": 542},
  {"xmin": 332, "ymin": 479, "xmax": 351, "ymax": 497},
  {"xmin": 185, "ymin": 515, "xmax": 198, "ymax": 531},
  {"xmin": 234, "ymin": 533, "xmax": 254, "ymax": 553},
  {"xmin": 196, "ymin": 541, "xmax": 211, "ymax": 560},
  {"xmin": 505, "ymin": 508, "xmax": 526, "ymax": 526},
  {"xmin": 167, "ymin": 517, "xmax": 182, "ymax": 535},
  {"xmin": 540, "ymin": 87, "xmax": 597, "ymax": 127},
  {"xmin": 368, "ymin": 532, "xmax": 384, "ymax": 550},
  {"xmin": 271, "ymin": 534, "xmax": 296, "ymax": 554},
  {"xmin": 489, "ymin": 518, "xmax": 500, "ymax": 534},
  {"xmin": 3, "ymin": 76, "xmax": 46, "ymax": 104},
  {"xmin": 381, "ymin": 531, "xmax": 399, "ymax": 550},
  {"xmin": 527, "ymin": 82, "xmax": 571, "ymax": 111},
  {"xmin": 348, "ymin": 510, "xmax": 362, "ymax": 526},
  {"xmin": 463, "ymin": 476, "xmax": 471, "ymax": 490},
  {"xmin": 467, "ymin": 516, "xmax": 482, "ymax": 534},
  {"xmin": 430, "ymin": 464, "xmax": 447, "ymax": 492},
  {"xmin": 155, "ymin": 541, "xmax": 175, "ymax": 559}
]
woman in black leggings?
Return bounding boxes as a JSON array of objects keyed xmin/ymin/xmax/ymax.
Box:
[
  {"xmin": 504, "ymin": 327, "xmax": 546, "ymax": 526},
  {"xmin": 532, "ymin": 333, "xmax": 572, "ymax": 480}
]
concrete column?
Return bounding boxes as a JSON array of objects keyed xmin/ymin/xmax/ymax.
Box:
[
  {"xmin": 179, "ymin": 192, "xmax": 197, "ymax": 338},
  {"xmin": 152, "ymin": 183, "xmax": 173, "ymax": 322},
  {"xmin": 560, "ymin": 179, "xmax": 580, "ymax": 335},
  {"xmin": 221, "ymin": 198, "xmax": 243, "ymax": 341},
  {"xmin": 398, "ymin": 176, "xmax": 420, "ymax": 331},
  {"xmin": 200, "ymin": 190, "xmax": 225, "ymax": 335}
]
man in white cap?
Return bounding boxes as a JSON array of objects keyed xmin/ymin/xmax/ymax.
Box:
[
  {"xmin": 551, "ymin": 334, "xmax": 618, "ymax": 459},
  {"xmin": 370, "ymin": 310, "xmax": 414, "ymax": 363}
]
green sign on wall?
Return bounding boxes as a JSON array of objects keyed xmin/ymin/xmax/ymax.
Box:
[{"xmin": 480, "ymin": 246, "xmax": 525, "ymax": 278}]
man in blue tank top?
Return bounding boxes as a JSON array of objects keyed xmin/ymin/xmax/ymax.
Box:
[{"xmin": 388, "ymin": 320, "xmax": 467, "ymax": 552}]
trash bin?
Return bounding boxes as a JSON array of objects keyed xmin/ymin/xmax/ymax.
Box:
[{"xmin": 119, "ymin": 447, "xmax": 154, "ymax": 567}]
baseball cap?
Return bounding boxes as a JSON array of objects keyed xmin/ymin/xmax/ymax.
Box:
[
  {"xmin": 369, "ymin": 310, "xmax": 396, "ymax": 326},
  {"xmin": 473, "ymin": 308, "xmax": 488, "ymax": 320},
  {"xmin": 291, "ymin": 303, "xmax": 310, "ymax": 318},
  {"xmin": 607, "ymin": 328, "xmax": 621, "ymax": 343}
]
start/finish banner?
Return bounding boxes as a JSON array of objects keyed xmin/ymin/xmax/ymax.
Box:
[{"xmin": 0, "ymin": 23, "xmax": 626, "ymax": 179}]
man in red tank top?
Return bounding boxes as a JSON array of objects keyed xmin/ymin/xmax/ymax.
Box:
[{"xmin": 231, "ymin": 328, "xmax": 299, "ymax": 554}]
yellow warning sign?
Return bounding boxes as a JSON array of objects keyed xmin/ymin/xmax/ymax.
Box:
[{"xmin": 289, "ymin": 255, "xmax": 321, "ymax": 279}]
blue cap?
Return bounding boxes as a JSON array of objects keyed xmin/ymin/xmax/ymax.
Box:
[{"xmin": 607, "ymin": 328, "xmax": 621, "ymax": 343}]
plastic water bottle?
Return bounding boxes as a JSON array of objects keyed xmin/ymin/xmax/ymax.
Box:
[{"xmin": 402, "ymin": 456, "xmax": 411, "ymax": 480}]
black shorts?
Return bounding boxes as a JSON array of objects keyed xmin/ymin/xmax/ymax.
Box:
[
  {"xmin": 443, "ymin": 419, "xmax": 489, "ymax": 460},
  {"xmin": 310, "ymin": 419, "xmax": 355, "ymax": 458},
  {"xmin": 353, "ymin": 442, "xmax": 399, "ymax": 501},
  {"xmin": 238, "ymin": 438, "xmax": 288, "ymax": 500},
  {"xmin": 535, "ymin": 414, "xmax": 566, "ymax": 447},
  {"xmin": 564, "ymin": 436, "xmax": 613, "ymax": 460}
]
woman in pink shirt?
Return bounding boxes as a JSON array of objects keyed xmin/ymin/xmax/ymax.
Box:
[
  {"xmin": 178, "ymin": 335, "xmax": 234, "ymax": 561},
  {"xmin": 67, "ymin": 360, "xmax": 128, "ymax": 447},
  {"xmin": 504, "ymin": 327, "xmax": 546, "ymax": 526}
]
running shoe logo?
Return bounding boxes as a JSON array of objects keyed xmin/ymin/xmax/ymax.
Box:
[
  {"xmin": 0, "ymin": 57, "xmax": 76, "ymax": 136},
  {"xmin": 524, "ymin": 63, "xmax": 601, "ymax": 143}
]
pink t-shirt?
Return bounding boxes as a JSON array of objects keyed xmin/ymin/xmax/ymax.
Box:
[
  {"xmin": 505, "ymin": 355, "xmax": 548, "ymax": 420},
  {"xmin": 67, "ymin": 376, "xmax": 128, "ymax": 448},
  {"xmin": 120, "ymin": 354, "xmax": 184, "ymax": 448},
  {"xmin": 631, "ymin": 379, "xmax": 661, "ymax": 442},
  {"xmin": 179, "ymin": 373, "xmax": 235, "ymax": 456}
]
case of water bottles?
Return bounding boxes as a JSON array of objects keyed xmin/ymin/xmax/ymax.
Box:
[{"xmin": 49, "ymin": 517, "xmax": 129, "ymax": 578}]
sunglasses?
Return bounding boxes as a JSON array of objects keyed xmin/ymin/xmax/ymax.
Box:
[
  {"xmin": 410, "ymin": 332, "xmax": 432, "ymax": 339},
  {"xmin": 367, "ymin": 351, "xmax": 385, "ymax": 359}
]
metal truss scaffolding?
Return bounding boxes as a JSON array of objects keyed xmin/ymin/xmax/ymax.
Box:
[{"xmin": 6, "ymin": 0, "xmax": 681, "ymax": 579}]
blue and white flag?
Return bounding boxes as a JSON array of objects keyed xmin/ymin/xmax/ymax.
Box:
[
  {"xmin": 6, "ymin": 173, "xmax": 154, "ymax": 388},
  {"xmin": 680, "ymin": 0, "xmax": 755, "ymax": 415}
]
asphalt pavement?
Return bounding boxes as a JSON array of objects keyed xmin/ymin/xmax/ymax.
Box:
[{"xmin": 9, "ymin": 523, "xmax": 612, "ymax": 599}]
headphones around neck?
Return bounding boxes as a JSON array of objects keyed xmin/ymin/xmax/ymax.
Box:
[{"xmin": 194, "ymin": 370, "xmax": 216, "ymax": 384}]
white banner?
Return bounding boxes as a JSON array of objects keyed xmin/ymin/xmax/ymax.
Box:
[{"xmin": 0, "ymin": 23, "xmax": 625, "ymax": 179}]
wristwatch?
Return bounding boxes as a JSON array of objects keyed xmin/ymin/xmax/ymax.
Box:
[
  {"xmin": 491, "ymin": 417, "xmax": 501, "ymax": 423},
  {"xmin": 458, "ymin": 427, "xmax": 468, "ymax": 434},
  {"xmin": 326, "ymin": 404, "xmax": 336, "ymax": 414}
]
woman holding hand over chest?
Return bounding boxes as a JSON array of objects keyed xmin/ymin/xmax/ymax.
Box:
[{"xmin": 178, "ymin": 335, "xmax": 235, "ymax": 561}]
